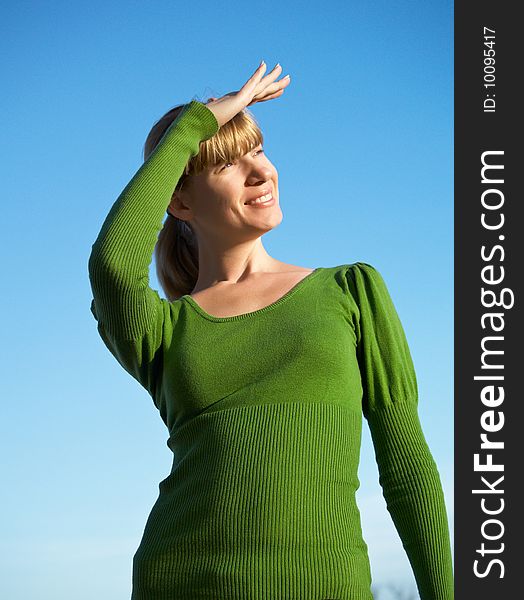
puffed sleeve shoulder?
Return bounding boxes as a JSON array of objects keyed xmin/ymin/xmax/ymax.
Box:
[{"xmin": 345, "ymin": 261, "xmax": 418, "ymax": 418}]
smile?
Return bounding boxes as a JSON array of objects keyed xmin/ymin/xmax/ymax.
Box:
[{"xmin": 244, "ymin": 193, "xmax": 275, "ymax": 207}]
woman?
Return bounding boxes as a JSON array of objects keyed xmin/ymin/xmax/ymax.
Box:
[{"xmin": 88, "ymin": 61, "xmax": 454, "ymax": 599}]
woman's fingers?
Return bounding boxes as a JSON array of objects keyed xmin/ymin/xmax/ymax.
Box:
[
  {"xmin": 253, "ymin": 63, "xmax": 283, "ymax": 94},
  {"xmin": 207, "ymin": 62, "xmax": 289, "ymax": 126},
  {"xmin": 240, "ymin": 62, "xmax": 288, "ymax": 103},
  {"xmin": 252, "ymin": 74, "xmax": 290, "ymax": 101},
  {"xmin": 238, "ymin": 62, "xmax": 268, "ymax": 96}
]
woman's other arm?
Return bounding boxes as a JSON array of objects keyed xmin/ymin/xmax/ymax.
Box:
[{"xmin": 346, "ymin": 262, "xmax": 454, "ymax": 600}]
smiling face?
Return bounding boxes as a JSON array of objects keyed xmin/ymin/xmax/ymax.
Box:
[{"xmin": 168, "ymin": 143, "xmax": 283, "ymax": 245}]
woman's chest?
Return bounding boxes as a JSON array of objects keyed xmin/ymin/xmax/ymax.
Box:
[{"xmin": 160, "ymin": 296, "xmax": 363, "ymax": 430}]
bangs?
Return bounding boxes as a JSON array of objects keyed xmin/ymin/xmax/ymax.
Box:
[{"xmin": 184, "ymin": 107, "xmax": 264, "ymax": 176}]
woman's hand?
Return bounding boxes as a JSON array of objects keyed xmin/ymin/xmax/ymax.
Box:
[{"xmin": 204, "ymin": 61, "xmax": 291, "ymax": 127}]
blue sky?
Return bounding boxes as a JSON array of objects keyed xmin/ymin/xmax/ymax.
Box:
[{"xmin": 1, "ymin": 1, "xmax": 453, "ymax": 598}]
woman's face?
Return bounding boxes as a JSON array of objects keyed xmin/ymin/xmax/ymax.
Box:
[{"xmin": 170, "ymin": 143, "xmax": 282, "ymax": 243}]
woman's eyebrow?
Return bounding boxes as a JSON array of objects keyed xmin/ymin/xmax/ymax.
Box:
[{"xmin": 212, "ymin": 145, "xmax": 264, "ymax": 169}]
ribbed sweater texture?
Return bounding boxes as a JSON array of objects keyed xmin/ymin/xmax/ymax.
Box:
[{"xmin": 88, "ymin": 100, "xmax": 454, "ymax": 599}]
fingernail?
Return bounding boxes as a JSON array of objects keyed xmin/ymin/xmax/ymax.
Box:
[
  {"xmin": 260, "ymin": 60, "xmax": 265, "ymax": 67},
  {"xmin": 283, "ymin": 74, "xmax": 290, "ymax": 79}
]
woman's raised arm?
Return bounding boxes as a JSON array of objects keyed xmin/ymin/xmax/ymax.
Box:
[
  {"xmin": 88, "ymin": 101, "xmax": 219, "ymax": 339},
  {"xmin": 88, "ymin": 61, "xmax": 290, "ymax": 339}
]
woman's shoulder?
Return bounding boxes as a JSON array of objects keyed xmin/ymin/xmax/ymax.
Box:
[
  {"xmin": 320, "ymin": 262, "xmax": 390, "ymax": 308},
  {"xmin": 324, "ymin": 261, "xmax": 381, "ymax": 280},
  {"xmin": 273, "ymin": 261, "xmax": 315, "ymax": 275},
  {"xmin": 281, "ymin": 261, "xmax": 379, "ymax": 276}
]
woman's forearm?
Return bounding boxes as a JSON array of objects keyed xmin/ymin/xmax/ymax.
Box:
[{"xmin": 368, "ymin": 401, "xmax": 454, "ymax": 599}]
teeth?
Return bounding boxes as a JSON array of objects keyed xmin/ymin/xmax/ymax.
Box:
[{"xmin": 246, "ymin": 193, "xmax": 272, "ymax": 205}]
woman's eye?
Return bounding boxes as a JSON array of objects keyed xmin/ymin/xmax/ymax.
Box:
[{"xmin": 220, "ymin": 149, "xmax": 263, "ymax": 171}]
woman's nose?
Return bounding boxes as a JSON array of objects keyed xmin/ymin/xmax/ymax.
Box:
[{"xmin": 247, "ymin": 165, "xmax": 272, "ymax": 183}]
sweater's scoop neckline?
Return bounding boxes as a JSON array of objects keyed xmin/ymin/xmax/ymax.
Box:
[{"xmin": 180, "ymin": 267, "xmax": 323, "ymax": 322}]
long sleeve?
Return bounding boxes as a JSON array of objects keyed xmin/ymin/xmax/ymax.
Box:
[
  {"xmin": 87, "ymin": 100, "xmax": 219, "ymax": 397},
  {"xmin": 346, "ymin": 262, "xmax": 454, "ymax": 599}
]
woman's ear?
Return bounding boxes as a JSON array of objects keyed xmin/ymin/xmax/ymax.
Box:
[
  {"xmin": 167, "ymin": 192, "xmax": 180, "ymax": 218},
  {"xmin": 168, "ymin": 189, "xmax": 193, "ymax": 221}
]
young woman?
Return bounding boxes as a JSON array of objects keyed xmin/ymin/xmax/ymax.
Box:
[{"xmin": 88, "ymin": 61, "xmax": 454, "ymax": 599}]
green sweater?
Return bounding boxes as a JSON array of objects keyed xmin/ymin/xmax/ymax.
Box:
[{"xmin": 88, "ymin": 100, "xmax": 454, "ymax": 599}]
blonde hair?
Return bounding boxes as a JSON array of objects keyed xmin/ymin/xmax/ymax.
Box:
[{"xmin": 143, "ymin": 100, "xmax": 264, "ymax": 301}]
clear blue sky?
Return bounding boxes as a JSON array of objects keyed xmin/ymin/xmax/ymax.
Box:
[{"xmin": 1, "ymin": 1, "xmax": 453, "ymax": 598}]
